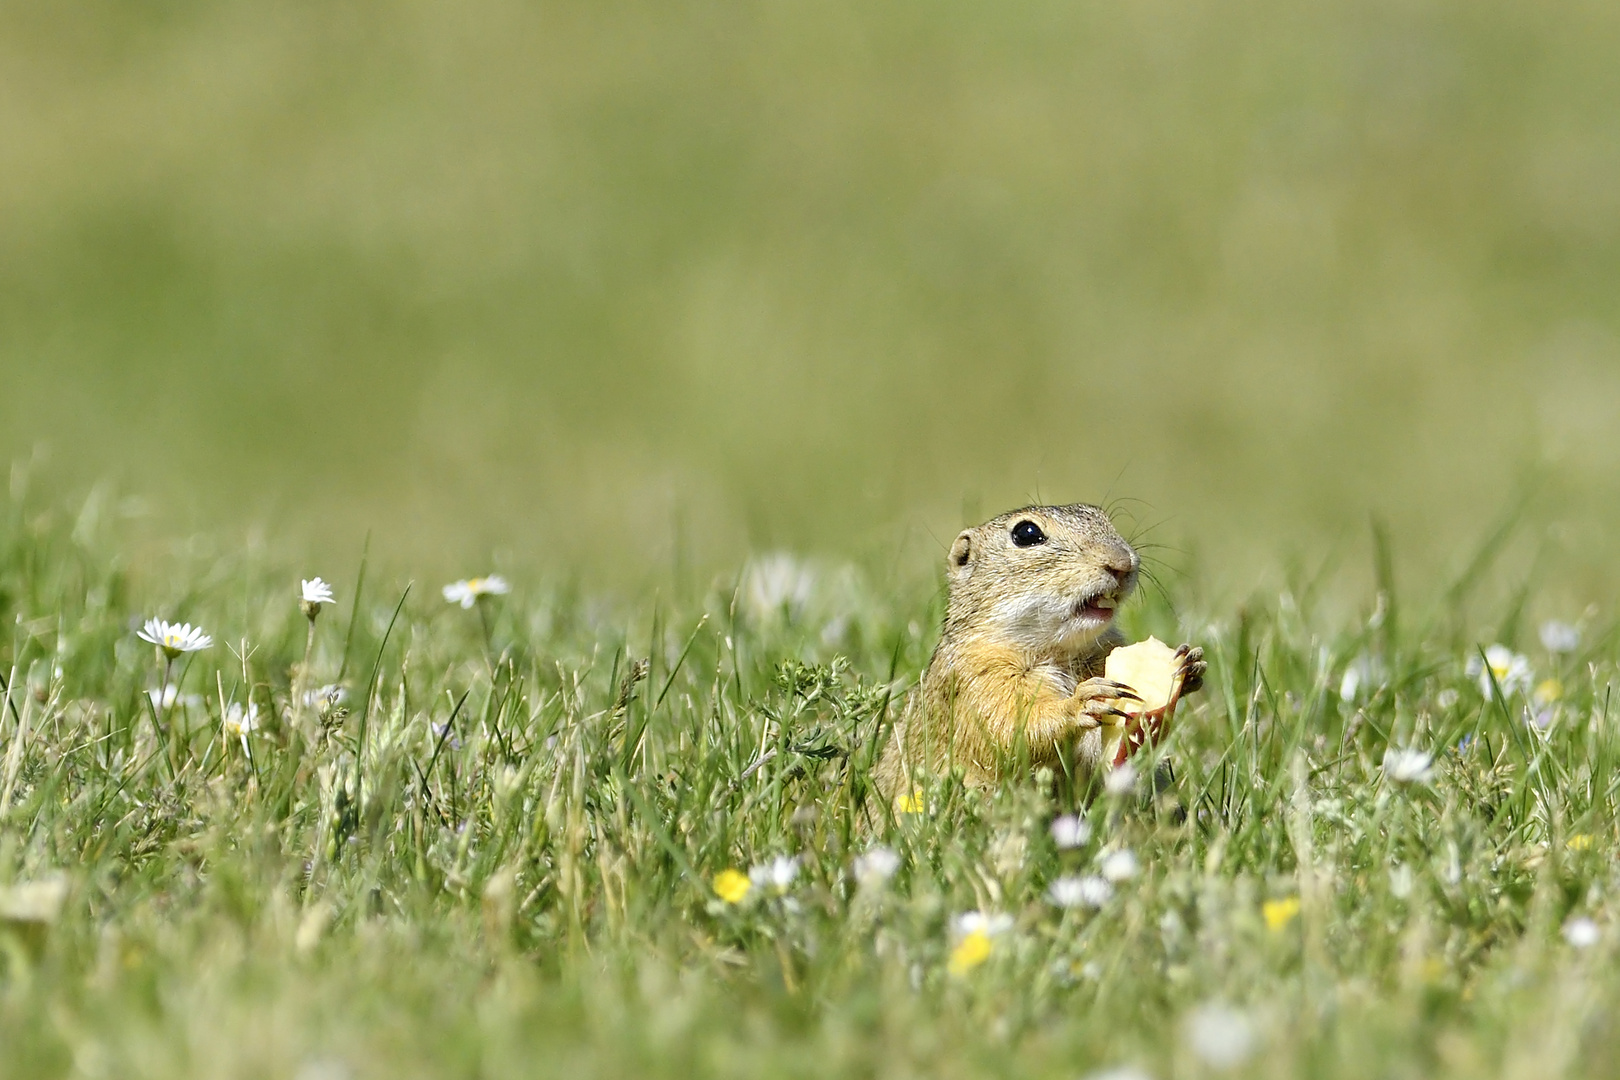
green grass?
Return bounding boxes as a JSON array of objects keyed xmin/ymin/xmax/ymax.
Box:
[
  {"xmin": 3, "ymin": 2, "xmax": 1617, "ymax": 1072},
  {"xmin": 1, "ymin": 488, "xmax": 1617, "ymax": 1080}
]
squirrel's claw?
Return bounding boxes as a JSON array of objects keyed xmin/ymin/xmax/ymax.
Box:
[
  {"xmin": 1074, "ymin": 676, "xmax": 1139, "ymax": 702},
  {"xmin": 1072, "ymin": 676, "xmax": 1139, "ymax": 728},
  {"xmin": 1098, "ymin": 679, "xmax": 1143, "ymax": 702},
  {"xmin": 1175, "ymin": 645, "xmax": 1206, "ymax": 695}
]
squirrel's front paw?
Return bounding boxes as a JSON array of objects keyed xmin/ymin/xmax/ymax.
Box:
[
  {"xmin": 1174, "ymin": 644, "xmax": 1206, "ymax": 695},
  {"xmin": 1072, "ymin": 677, "xmax": 1142, "ymax": 727}
]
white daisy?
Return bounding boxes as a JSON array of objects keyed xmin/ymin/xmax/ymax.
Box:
[
  {"xmin": 952, "ymin": 910, "xmax": 1014, "ymax": 939},
  {"xmin": 300, "ymin": 578, "xmax": 335, "ymax": 618},
  {"xmin": 1104, "ymin": 762, "xmax": 1138, "ymax": 796},
  {"xmin": 1540, "ymin": 620, "xmax": 1581, "ymax": 654},
  {"xmin": 1050, "ymin": 813, "xmax": 1092, "ymax": 849},
  {"xmin": 1047, "ymin": 875, "xmax": 1113, "ymax": 909},
  {"xmin": 748, "ymin": 855, "xmax": 800, "ymax": 893},
  {"xmin": 1099, "ymin": 849, "xmax": 1139, "ymax": 882},
  {"xmin": 442, "ymin": 576, "xmax": 510, "ymax": 609},
  {"xmin": 303, "ymin": 683, "xmax": 348, "ymax": 713},
  {"xmin": 852, "ymin": 846, "xmax": 901, "ymax": 887},
  {"xmin": 137, "ymin": 619, "xmax": 213, "ymax": 659},
  {"xmin": 1382, "ymin": 746, "xmax": 1434, "ymax": 784},
  {"xmin": 1183, "ymin": 1002, "xmax": 1256, "ymax": 1069},
  {"xmin": 1338, "ymin": 653, "xmax": 1385, "ymax": 703},
  {"xmin": 222, "ymin": 702, "xmax": 259, "ymax": 752},
  {"xmin": 146, "ymin": 685, "xmax": 201, "ymax": 712},
  {"xmin": 1563, "ymin": 916, "xmax": 1601, "ymax": 949},
  {"xmin": 1466, "ymin": 645, "xmax": 1533, "ymax": 699},
  {"xmin": 742, "ymin": 553, "xmax": 817, "ymax": 621}
]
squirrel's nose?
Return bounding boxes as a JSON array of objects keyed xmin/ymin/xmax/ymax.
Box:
[{"xmin": 1106, "ymin": 550, "xmax": 1137, "ymax": 579}]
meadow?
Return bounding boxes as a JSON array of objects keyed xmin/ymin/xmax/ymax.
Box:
[
  {"xmin": 1, "ymin": 482, "xmax": 1617, "ymax": 1080},
  {"xmin": 4, "ymin": 0, "xmax": 1620, "ymax": 1076}
]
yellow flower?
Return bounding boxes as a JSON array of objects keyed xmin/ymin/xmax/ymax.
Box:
[
  {"xmin": 713, "ymin": 868, "xmax": 752, "ymax": 904},
  {"xmin": 948, "ymin": 930, "xmax": 993, "ymax": 975},
  {"xmin": 896, "ymin": 789, "xmax": 926, "ymax": 814},
  {"xmin": 1262, "ymin": 896, "xmax": 1301, "ymax": 932},
  {"xmin": 1567, "ymin": 834, "xmax": 1595, "ymax": 852},
  {"xmin": 1535, "ymin": 679, "xmax": 1563, "ymax": 705}
]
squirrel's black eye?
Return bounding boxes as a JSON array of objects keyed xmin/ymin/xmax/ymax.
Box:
[{"xmin": 1011, "ymin": 520, "xmax": 1047, "ymax": 547}]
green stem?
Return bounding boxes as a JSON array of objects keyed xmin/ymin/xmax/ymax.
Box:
[{"xmin": 154, "ymin": 653, "xmax": 177, "ymax": 780}]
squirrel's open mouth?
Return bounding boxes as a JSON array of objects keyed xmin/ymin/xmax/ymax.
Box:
[{"xmin": 1072, "ymin": 590, "xmax": 1120, "ymax": 624}]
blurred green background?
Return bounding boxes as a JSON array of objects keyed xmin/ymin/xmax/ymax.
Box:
[{"xmin": 2, "ymin": 0, "xmax": 1617, "ymax": 597}]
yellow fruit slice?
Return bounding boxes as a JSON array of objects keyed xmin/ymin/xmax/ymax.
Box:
[
  {"xmin": 1100, "ymin": 637, "xmax": 1183, "ymax": 767},
  {"xmin": 1104, "ymin": 636, "xmax": 1182, "ymax": 714}
]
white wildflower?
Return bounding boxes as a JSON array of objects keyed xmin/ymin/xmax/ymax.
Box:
[
  {"xmin": 952, "ymin": 911, "xmax": 1014, "ymax": 939},
  {"xmin": 300, "ymin": 577, "xmax": 335, "ymax": 619},
  {"xmin": 1104, "ymin": 762, "xmax": 1138, "ymax": 796},
  {"xmin": 1099, "ymin": 849, "xmax": 1139, "ymax": 882},
  {"xmin": 1540, "ymin": 620, "xmax": 1581, "ymax": 654},
  {"xmin": 1183, "ymin": 1002, "xmax": 1256, "ymax": 1070},
  {"xmin": 819, "ymin": 615, "xmax": 850, "ymax": 648},
  {"xmin": 1338, "ymin": 666, "xmax": 1362, "ymax": 703},
  {"xmin": 852, "ymin": 846, "xmax": 901, "ymax": 887},
  {"xmin": 1047, "ymin": 875, "xmax": 1113, "ymax": 909},
  {"xmin": 1564, "ymin": 916, "xmax": 1601, "ymax": 949},
  {"xmin": 1466, "ymin": 644, "xmax": 1533, "ymax": 699},
  {"xmin": 137, "ymin": 619, "xmax": 213, "ymax": 659},
  {"xmin": 145, "ymin": 689, "xmax": 200, "ymax": 712},
  {"xmin": 748, "ymin": 855, "xmax": 799, "ymax": 893},
  {"xmin": 742, "ymin": 553, "xmax": 816, "ymax": 622},
  {"xmin": 442, "ymin": 576, "xmax": 510, "ymax": 608},
  {"xmin": 1382, "ymin": 747, "xmax": 1434, "ymax": 784},
  {"xmin": 146, "ymin": 685, "xmax": 200, "ymax": 711},
  {"xmin": 1338, "ymin": 653, "xmax": 1385, "ymax": 703},
  {"xmin": 303, "ymin": 684, "xmax": 349, "ymax": 712},
  {"xmin": 222, "ymin": 701, "xmax": 259, "ymax": 752},
  {"xmin": 1050, "ymin": 813, "xmax": 1092, "ymax": 849}
]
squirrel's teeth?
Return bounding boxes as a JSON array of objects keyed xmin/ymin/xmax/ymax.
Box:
[{"xmin": 1092, "ymin": 596, "xmax": 1117, "ymax": 611}]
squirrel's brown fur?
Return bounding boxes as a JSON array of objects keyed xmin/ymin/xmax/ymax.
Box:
[{"xmin": 873, "ymin": 503, "xmax": 1203, "ymax": 807}]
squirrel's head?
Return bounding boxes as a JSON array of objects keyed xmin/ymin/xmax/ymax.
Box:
[{"xmin": 945, "ymin": 503, "xmax": 1139, "ymax": 655}]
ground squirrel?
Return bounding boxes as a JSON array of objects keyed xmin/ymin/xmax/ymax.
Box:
[{"xmin": 874, "ymin": 503, "xmax": 1204, "ymax": 807}]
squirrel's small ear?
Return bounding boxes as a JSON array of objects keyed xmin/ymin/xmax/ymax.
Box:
[{"xmin": 949, "ymin": 531, "xmax": 972, "ymax": 570}]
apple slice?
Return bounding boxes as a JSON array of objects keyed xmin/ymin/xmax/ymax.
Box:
[{"xmin": 1100, "ymin": 636, "xmax": 1185, "ymax": 767}]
